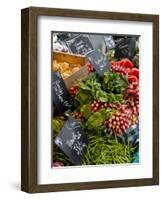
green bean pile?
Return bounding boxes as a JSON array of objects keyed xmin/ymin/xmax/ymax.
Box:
[{"xmin": 83, "ymin": 135, "xmax": 136, "ymax": 165}]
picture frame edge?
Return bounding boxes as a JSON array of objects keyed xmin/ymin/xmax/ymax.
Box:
[
  {"xmin": 21, "ymin": 7, "xmax": 30, "ymax": 193},
  {"xmin": 21, "ymin": 7, "xmax": 38, "ymax": 193},
  {"xmin": 152, "ymin": 14, "xmax": 159, "ymax": 186}
]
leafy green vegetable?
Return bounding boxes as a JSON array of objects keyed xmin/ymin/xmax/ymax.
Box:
[
  {"xmin": 52, "ymin": 116, "xmax": 65, "ymax": 135},
  {"xmin": 106, "ymin": 49, "xmax": 116, "ymax": 61},
  {"xmin": 95, "ymin": 90, "xmax": 108, "ymax": 102},
  {"xmin": 74, "ymin": 72, "xmax": 128, "ymax": 104},
  {"xmin": 80, "ymin": 104, "xmax": 92, "ymax": 119},
  {"xmin": 86, "ymin": 109, "xmax": 113, "ymax": 134},
  {"xmin": 74, "ymin": 89, "xmax": 92, "ymax": 105},
  {"xmin": 78, "ymin": 73, "xmax": 102, "ymax": 97},
  {"xmin": 103, "ymin": 71, "xmax": 128, "ymax": 94}
]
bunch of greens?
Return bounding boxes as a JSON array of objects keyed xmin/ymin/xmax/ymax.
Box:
[
  {"xmin": 52, "ymin": 116, "xmax": 65, "ymax": 135},
  {"xmin": 74, "ymin": 73, "xmax": 106, "ymax": 104},
  {"xmin": 102, "ymin": 71, "xmax": 128, "ymax": 94},
  {"xmin": 80, "ymin": 107, "xmax": 114, "ymax": 135},
  {"xmin": 74, "ymin": 71, "xmax": 128, "ymax": 106}
]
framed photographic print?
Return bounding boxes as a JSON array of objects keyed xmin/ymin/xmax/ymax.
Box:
[{"xmin": 21, "ymin": 7, "xmax": 159, "ymax": 193}]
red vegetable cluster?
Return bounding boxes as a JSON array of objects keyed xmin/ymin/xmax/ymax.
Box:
[
  {"xmin": 102, "ymin": 59, "xmax": 140, "ymax": 135},
  {"xmin": 69, "ymin": 85, "xmax": 79, "ymax": 97},
  {"xmin": 111, "ymin": 59, "xmax": 139, "ymax": 77},
  {"xmin": 105, "ymin": 111, "xmax": 131, "ymax": 135},
  {"xmin": 127, "ymin": 75, "xmax": 139, "ymax": 97},
  {"xmin": 105, "ymin": 103, "xmax": 138, "ymax": 135},
  {"xmin": 86, "ymin": 61, "xmax": 95, "ymax": 73},
  {"xmin": 72, "ymin": 111, "xmax": 85, "ymax": 122},
  {"xmin": 111, "ymin": 58, "xmax": 139, "ymax": 112},
  {"xmin": 91, "ymin": 100, "xmax": 118, "ymax": 112}
]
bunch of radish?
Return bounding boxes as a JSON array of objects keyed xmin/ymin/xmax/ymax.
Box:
[
  {"xmin": 91, "ymin": 100, "xmax": 119, "ymax": 112},
  {"xmin": 72, "ymin": 111, "xmax": 85, "ymax": 122},
  {"xmin": 111, "ymin": 59, "xmax": 139, "ymax": 78},
  {"xmin": 111, "ymin": 58, "xmax": 139, "ymax": 113},
  {"xmin": 105, "ymin": 103, "xmax": 138, "ymax": 135},
  {"xmin": 127, "ymin": 95, "xmax": 139, "ymax": 115},
  {"xmin": 86, "ymin": 61, "xmax": 95, "ymax": 73},
  {"xmin": 127, "ymin": 75, "xmax": 139, "ymax": 97},
  {"xmin": 111, "ymin": 59, "xmax": 134, "ymax": 75},
  {"xmin": 111, "ymin": 61, "xmax": 128, "ymax": 75},
  {"xmin": 105, "ymin": 111, "xmax": 131, "ymax": 135},
  {"xmin": 69, "ymin": 85, "xmax": 79, "ymax": 97}
]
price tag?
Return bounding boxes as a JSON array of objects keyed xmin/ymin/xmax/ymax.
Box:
[
  {"xmin": 55, "ymin": 116, "xmax": 89, "ymax": 165},
  {"xmin": 104, "ymin": 35, "xmax": 116, "ymax": 49},
  {"xmin": 52, "ymin": 72, "xmax": 71, "ymax": 113},
  {"xmin": 66, "ymin": 34, "xmax": 94, "ymax": 55},
  {"xmin": 86, "ymin": 49, "xmax": 111, "ymax": 76},
  {"xmin": 115, "ymin": 37, "xmax": 136, "ymax": 59}
]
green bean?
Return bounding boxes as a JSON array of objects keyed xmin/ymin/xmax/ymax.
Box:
[{"xmin": 83, "ymin": 135, "xmax": 138, "ymax": 165}]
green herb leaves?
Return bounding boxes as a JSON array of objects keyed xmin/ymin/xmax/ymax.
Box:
[
  {"xmin": 86, "ymin": 108, "xmax": 112, "ymax": 131},
  {"xmin": 74, "ymin": 71, "xmax": 128, "ymax": 105},
  {"xmin": 103, "ymin": 71, "xmax": 128, "ymax": 94},
  {"xmin": 52, "ymin": 116, "xmax": 65, "ymax": 135}
]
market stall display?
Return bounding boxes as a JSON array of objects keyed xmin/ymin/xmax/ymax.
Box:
[{"xmin": 52, "ymin": 33, "xmax": 139, "ymax": 167}]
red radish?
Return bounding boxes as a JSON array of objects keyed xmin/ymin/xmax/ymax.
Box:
[
  {"xmin": 119, "ymin": 59, "xmax": 134, "ymax": 69},
  {"xmin": 131, "ymin": 68, "xmax": 139, "ymax": 79},
  {"xmin": 126, "ymin": 68, "xmax": 132, "ymax": 74},
  {"xmin": 105, "ymin": 102, "xmax": 139, "ymax": 135},
  {"xmin": 128, "ymin": 75, "xmax": 138, "ymax": 84},
  {"xmin": 111, "ymin": 59, "xmax": 135, "ymax": 76},
  {"xmin": 69, "ymin": 85, "xmax": 79, "ymax": 97},
  {"xmin": 86, "ymin": 61, "xmax": 95, "ymax": 73},
  {"xmin": 104, "ymin": 103, "xmax": 108, "ymax": 108},
  {"xmin": 91, "ymin": 100, "xmax": 102, "ymax": 112},
  {"xmin": 73, "ymin": 111, "xmax": 85, "ymax": 122},
  {"xmin": 116, "ymin": 117, "xmax": 119, "ymax": 121},
  {"xmin": 111, "ymin": 63, "xmax": 128, "ymax": 75}
]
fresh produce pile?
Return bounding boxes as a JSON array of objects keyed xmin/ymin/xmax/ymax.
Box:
[
  {"xmin": 53, "ymin": 60, "xmax": 82, "ymax": 79},
  {"xmin": 53, "ymin": 56, "xmax": 139, "ymax": 166}
]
